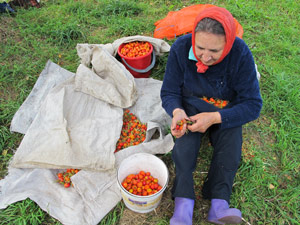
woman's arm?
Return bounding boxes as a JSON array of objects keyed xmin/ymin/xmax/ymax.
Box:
[
  {"xmin": 160, "ymin": 43, "xmax": 185, "ymax": 117},
  {"xmin": 219, "ymin": 44, "xmax": 263, "ymax": 129}
]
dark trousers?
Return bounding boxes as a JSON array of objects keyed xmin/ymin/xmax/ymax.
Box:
[{"xmin": 171, "ymin": 99, "xmax": 242, "ymax": 204}]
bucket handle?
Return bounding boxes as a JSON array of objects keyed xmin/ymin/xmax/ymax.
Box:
[{"xmin": 121, "ymin": 50, "xmax": 156, "ymax": 73}]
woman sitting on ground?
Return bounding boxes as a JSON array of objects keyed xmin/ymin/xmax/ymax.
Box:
[{"xmin": 161, "ymin": 6, "xmax": 262, "ymax": 225}]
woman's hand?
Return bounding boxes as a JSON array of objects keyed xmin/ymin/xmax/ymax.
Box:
[
  {"xmin": 188, "ymin": 112, "xmax": 222, "ymax": 133},
  {"xmin": 171, "ymin": 108, "xmax": 189, "ymax": 138}
]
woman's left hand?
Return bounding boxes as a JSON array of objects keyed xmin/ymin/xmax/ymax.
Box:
[{"xmin": 188, "ymin": 112, "xmax": 222, "ymax": 133}]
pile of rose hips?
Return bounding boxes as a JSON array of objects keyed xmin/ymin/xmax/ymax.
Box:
[
  {"xmin": 122, "ymin": 170, "xmax": 162, "ymax": 196},
  {"xmin": 120, "ymin": 41, "xmax": 151, "ymax": 58},
  {"xmin": 175, "ymin": 119, "xmax": 194, "ymax": 131},
  {"xmin": 201, "ymin": 96, "xmax": 228, "ymax": 108},
  {"xmin": 115, "ymin": 109, "xmax": 147, "ymax": 153},
  {"xmin": 57, "ymin": 168, "xmax": 80, "ymax": 188}
]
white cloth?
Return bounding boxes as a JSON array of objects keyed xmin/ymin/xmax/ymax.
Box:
[
  {"xmin": 10, "ymin": 60, "xmax": 75, "ymax": 134},
  {"xmin": 75, "ymin": 46, "xmax": 138, "ymax": 108},
  {"xmin": 10, "ymin": 75, "xmax": 123, "ymax": 171},
  {"xmin": 1, "ymin": 36, "xmax": 173, "ymax": 225}
]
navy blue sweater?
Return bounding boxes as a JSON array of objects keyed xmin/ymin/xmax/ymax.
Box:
[{"xmin": 161, "ymin": 33, "xmax": 263, "ymax": 129}]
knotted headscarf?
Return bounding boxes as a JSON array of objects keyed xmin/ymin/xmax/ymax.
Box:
[{"xmin": 192, "ymin": 7, "xmax": 236, "ymax": 73}]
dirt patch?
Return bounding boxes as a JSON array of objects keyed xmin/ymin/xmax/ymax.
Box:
[
  {"xmin": 242, "ymin": 116, "xmax": 277, "ymax": 162},
  {"xmin": 0, "ymin": 85, "xmax": 19, "ymax": 103},
  {"xmin": 0, "ymin": 16, "xmax": 22, "ymax": 44},
  {"xmin": 0, "ymin": 15, "xmax": 24, "ymax": 75},
  {"xmin": 119, "ymin": 193, "xmax": 174, "ymax": 225},
  {"xmin": 250, "ymin": 115, "xmax": 276, "ymax": 144}
]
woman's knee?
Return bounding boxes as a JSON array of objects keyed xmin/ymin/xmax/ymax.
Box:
[
  {"xmin": 172, "ymin": 133, "xmax": 202, "ymax": 171},
  {"xmin": 210, "ymin": 126, "xmax": 242, "ymax": 170}
]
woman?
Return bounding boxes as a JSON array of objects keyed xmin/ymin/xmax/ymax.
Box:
[{"xmin": 160, "ymin": 6, "xmax": 262, "ymax": 225}]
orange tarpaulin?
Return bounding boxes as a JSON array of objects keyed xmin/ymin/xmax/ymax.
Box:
[{"xmin": 154, "ymin": 4, "xmax": 244, "ymax": 40}]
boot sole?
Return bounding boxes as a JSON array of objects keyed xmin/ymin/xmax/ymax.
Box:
[
  {"xmin": 218, "ymin": 215, "xmax": 242, "ymax": 224},
  {"xmin": 207, "ymin": 219, "xmax": 225, "ymax": 225}
]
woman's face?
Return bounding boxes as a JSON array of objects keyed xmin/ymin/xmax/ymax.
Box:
[{"xmin": 194, "ymin": 31, "xmax": 226, "ymax": 66}]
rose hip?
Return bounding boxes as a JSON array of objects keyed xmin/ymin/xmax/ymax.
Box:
[
  {"xmin": 56, "ymin": 168, "xmax": 80, "ymax": 188},
  {"xmin": 120, "ymin": 41, "xmax": 151, "ymax": 58},
  {"xmin": 122, "ymin": 170, "xmax": 162, "ymax": 196},
  {"xmin": 175, "ymin": 119, "xmax": 194, "ymax": 131},
  {"xmin": 201, "ymin": 96, "xmax": 228, "ymax": 108},
  {"xmin": 115, "ymin": 109, "xmax": 147, "ymax": 153}
]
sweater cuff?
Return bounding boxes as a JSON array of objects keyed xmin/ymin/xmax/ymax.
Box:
[
  {"xmin": 166, "ymin": 103, "xmax": 183, "ymax": 118},
  {"xmin": 219, "ymin": 108, "xmax": 241, "ymax": 129}
]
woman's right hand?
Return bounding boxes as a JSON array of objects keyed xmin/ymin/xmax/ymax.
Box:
[{"xmin": 171, "ymin": 108, "xmax": 189, "ymax": 138}]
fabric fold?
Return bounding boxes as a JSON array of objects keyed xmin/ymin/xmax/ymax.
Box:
[{"xmin": 1, "ymin": 50, "xmax": 174, "ymax": 224}]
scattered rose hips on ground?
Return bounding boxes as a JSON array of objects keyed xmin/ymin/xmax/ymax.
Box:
[
  {"xmin": 201, "ymin": 96, "xmax": 228, "ymax": 109},
  {"xmin": 115, "ymin": 109, "xmax": 147, "ymax": 153},
  {"xmin": 242, "ymin": 146, "xmax": 255, "ymax": 162},
  {"xmin": 120, "ymin": 41, "xmax": 151, "ymax": 58},
  {"xmin": 122, "ymin": 170, "xmax": 162, "ymax": 196},
  {"xmin": 57, "ymin": 168, "xmax": 80, "ymax": 188}
]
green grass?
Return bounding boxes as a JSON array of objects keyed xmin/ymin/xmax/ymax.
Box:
[
  {"xmin": 1, "ymin": 0, "xmax": 299, "ymax": 224},
  {"xmin": 0, "ymin": 199, "xmax": 60, "ymax": 225}
]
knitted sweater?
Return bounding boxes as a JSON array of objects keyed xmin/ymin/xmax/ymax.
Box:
[{"xmin": 160, "ymin": 33, "xmax": 263, "ymax": 129}]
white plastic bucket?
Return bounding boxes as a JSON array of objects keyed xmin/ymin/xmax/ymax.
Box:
[{"xmin": 117, "ymin": 153, "xmax": 169, "ymax": 213}]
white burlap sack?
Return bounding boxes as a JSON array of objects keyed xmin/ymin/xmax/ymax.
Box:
[
  {"xmin": 10, "ymin": 45, "xmax": 172, "ymax": 171},
  {"xmin": 0, "ymin": 167, "xmax": 121, "ymax": 225},
  {"xmin": 1, "ymin": 36, "xmax": 173, "ymax": 224},
  {"xmin": 75, "ymin": 46, "xmax": 138, "ymax": 108},
  {"xmin": 10, "ymin": 75, "xmax": 123, "ymax": 171},
  {"xmin": 10, "ymin": 60, "xmax": 75, "ymax": 134}
]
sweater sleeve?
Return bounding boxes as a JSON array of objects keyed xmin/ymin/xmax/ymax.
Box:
[
  {"xmin": 160, "ymin": 42, "xmax": 185, "ymax": 117},
  {"xmin": 219, "ymin": 45, "xmax": 263, "ymax": 129}
]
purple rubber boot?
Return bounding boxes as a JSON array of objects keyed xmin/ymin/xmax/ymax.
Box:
[
  {"xmin": 207, "ymin": 199, "xmax": 242, "ymax": 224},
  {"xmin": 170, "ymin": 197, "xmax": 194, "ymax": 225}
]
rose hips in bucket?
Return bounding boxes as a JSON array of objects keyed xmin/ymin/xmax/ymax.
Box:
[
  {"xmin": 118, "ymin": 41, "xmax": 155, "ymax": 78},
  {"xmin": 117, "ymin": 153, "xmax": 169, "ymax": 213},
  {"xmin": 121, "ymin": 170, "xmax": 163, "ymax": 196},
  {"xmin": 119, "ymin": 41, "xmax": 151, "ymax": 58}
]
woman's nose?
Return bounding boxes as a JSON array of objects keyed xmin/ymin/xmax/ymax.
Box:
[{"xmin": 202, "ymin": 53, "xmax": 212, "ymax": 62}]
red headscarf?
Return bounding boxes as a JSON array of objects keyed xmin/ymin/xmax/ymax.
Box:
[{"xmin": 192, "ymin": 7, "xmax": 236, "ymax": 73}]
